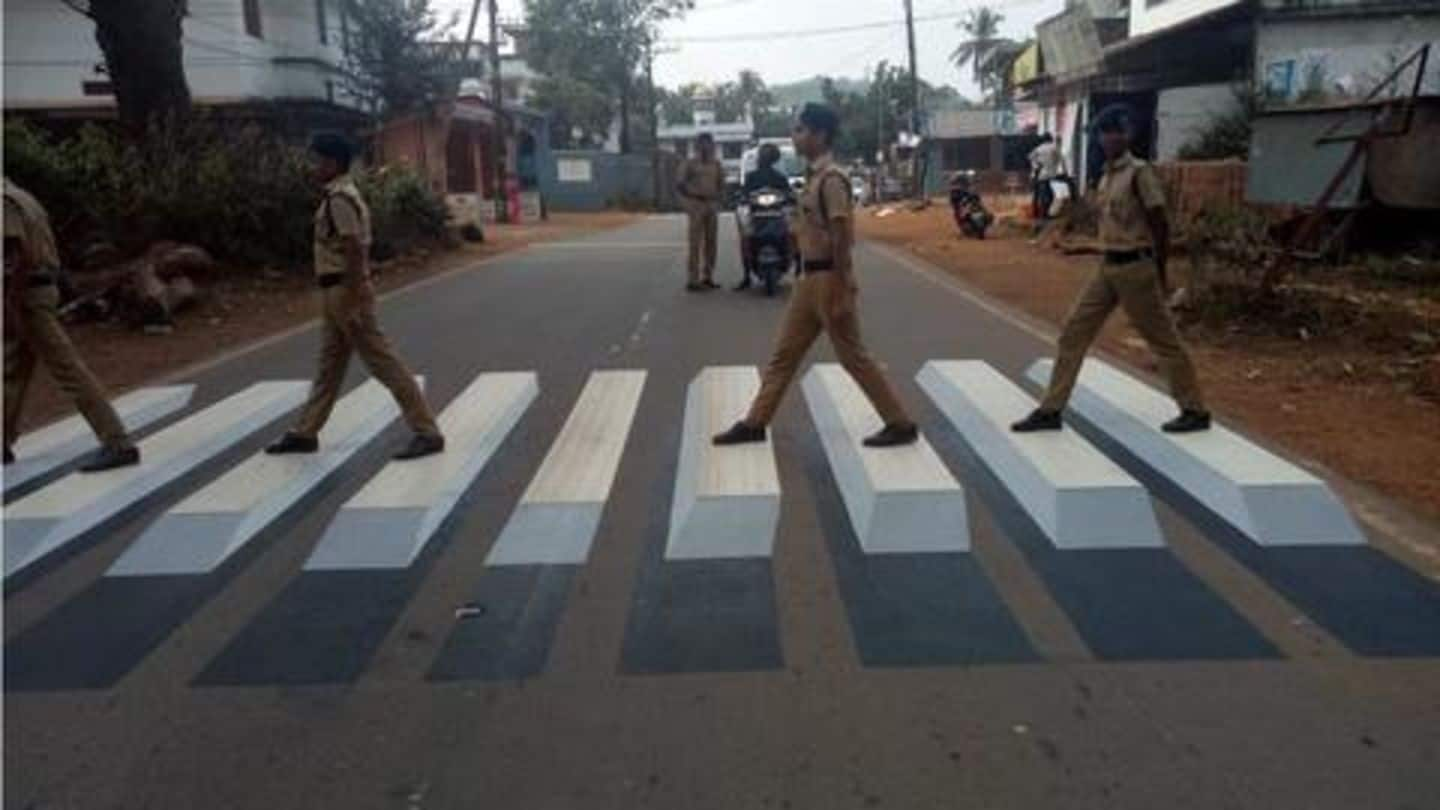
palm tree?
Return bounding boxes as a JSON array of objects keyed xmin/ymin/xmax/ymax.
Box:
[{"xmin": 950, "ymin": 7, "xmax": 1005, "ymax": 94}]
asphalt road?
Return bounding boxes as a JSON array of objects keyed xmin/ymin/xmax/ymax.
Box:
[{"xmin": 5, "ymin": 215, "xmax": 1438, "ymax": 810}]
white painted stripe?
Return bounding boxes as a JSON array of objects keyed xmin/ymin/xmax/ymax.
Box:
[
  {"xmin": 106, "ymin": 378, "xmax": 410, "ymax": 577},
  {"xmin": 802, "ymin": 365, "xmax": 969, "ymax": 553},
  {"xmin": 1027, "ymin": 358, "xmax": 1366, "ymax": 546},
  {"xmin": 3, "ymin": 381, "xmax": 309, "ymax": 579},
  {"xmin": 666, "ymin": 366, "xmax": 781, "ymax": 560},
  {"xmin": 302, "ymin": 371, "xmax": 539, "ymax": 570},
  {"xmin": 918, "ymin": 361, "xmax": 1163, "ymax": 549},
  {"xmin": 486, "ymin": 370, "xmax": 647, "ymax": 566},
  {"xmin": 530, "ymin": 242, "xmax": 685, "ymax": 249},
  {"xmin": 2, "ymin": 385, "xmax": 195, "ymax": 496}
]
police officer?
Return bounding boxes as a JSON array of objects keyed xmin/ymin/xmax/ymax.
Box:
[
  {"xmin": 1013, "ymin": 105, "xmax": 1210, "ymax": 434},
  {"xmin": 675, "ymin": 132, "xmax": 725, "ymax": 291},
  {"xmin": 267, "ymin": 134, "xmax": 445, "ymax": 459},
  {"xmin": 713, "ymin": 104, "xmax": 918, "ymax": 448},
  {"xmin": 3, "ymin": 178, "xmax": 140, "ymax": 471}
]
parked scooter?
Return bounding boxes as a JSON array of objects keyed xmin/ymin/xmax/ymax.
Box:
[{"xmin": 948, "ymin": 171, "xmax": 993, "ymax": 239}]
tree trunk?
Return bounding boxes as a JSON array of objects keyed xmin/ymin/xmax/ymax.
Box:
[{"xmin": 90, "ymin": 0, "xmax": 192, "ymax": 133}]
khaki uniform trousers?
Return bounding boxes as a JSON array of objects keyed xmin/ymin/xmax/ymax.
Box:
[
  {"xmin": 1040, "ymin": 258, "xmax": 1205, "ymax": 413},
  {"xmin": 292, "ymin": 281, "xmax": 439, "ymax": 439},
  {"xmin": 747, "ymin": 272, "xmax": 910, "ymax": 427},
  {"xmin": 4, "ymin": 284, "xmax": 130, "ymax": 450},
  {"xmin": 686, "ymin": 204, "xmax": 719, "ymax": 284}
]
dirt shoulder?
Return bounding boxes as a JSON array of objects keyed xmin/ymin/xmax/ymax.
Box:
[
  {"xmin": 16, "ymin": 212, "xmax": 641, "ymax": 430},
  {"xmin": 859, "ymin": 204, "xmax": 1440, "ymax": 525}
]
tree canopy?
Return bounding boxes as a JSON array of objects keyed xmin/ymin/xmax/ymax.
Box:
[{"xmin": 342, "ymin": 0, "xmax": 460, "ymax": 116}]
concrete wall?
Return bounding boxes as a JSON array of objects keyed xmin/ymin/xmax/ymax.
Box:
[
  {"xmin": 1129, "ymin": 0, "xmax": 1244, "ymax": 37},
  {"xmin": 540, "ymin": 151, "xmax": 665, "ymax": 212},
  {"xmin": 1256, "ymin": 14, "xmax": 1440, "ymax": 108},
  {"xmin": 3, "ymin": 0, "xmax": 355, "ymax": 110},
  {"xmin": 1156, "ymin": 83, "xmax": 1239, "ymax": 160}
]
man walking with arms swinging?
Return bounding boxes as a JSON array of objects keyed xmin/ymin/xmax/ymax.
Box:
[{"xmin": 713, "ymin": 104, "xmax": 919, "ymax": 449}]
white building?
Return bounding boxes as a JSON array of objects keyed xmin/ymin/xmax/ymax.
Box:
[
  {"xmin": 656, "ymin": 92, "xmax": 755, "ymax": 188},
  {"xmin": 3, "ymin": 0, "xmax": 361, "ymax": 125}
]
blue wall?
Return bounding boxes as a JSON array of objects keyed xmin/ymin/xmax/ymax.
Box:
[{"xmin": 539, "ymin": 150, "xmax": 659, "ymax": 212}]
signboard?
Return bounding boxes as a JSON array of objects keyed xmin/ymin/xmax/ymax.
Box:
[{"xmin": 557, "ymin": 158, "xmax": 593, "ymax": 184}]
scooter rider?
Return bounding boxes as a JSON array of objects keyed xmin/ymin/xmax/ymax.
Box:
[{"xmin": 735, "ymin": 143, "xmax": 793, "ymax": 291}]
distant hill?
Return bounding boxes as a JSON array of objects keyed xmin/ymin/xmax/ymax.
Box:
[{"xmin": 769, "ymin": 76, "xmax": 870, "ymax": 109}]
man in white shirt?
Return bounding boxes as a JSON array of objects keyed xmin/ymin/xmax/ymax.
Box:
[{"xmin": 1029, "ymin": 134, "xmax": 1066, "ymax": 221}]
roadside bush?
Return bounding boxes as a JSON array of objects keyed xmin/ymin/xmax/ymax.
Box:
[
  {"xmin": 2, "ymin": 118, "xmax": 450, "ymax": 271},
  {"xmin": 358, "ymin": 165, "xmax": 451, "ymax": 259},
  {"xmin": 1176, "ymin": 88, "xmax": 1259, "ymax": 162}
]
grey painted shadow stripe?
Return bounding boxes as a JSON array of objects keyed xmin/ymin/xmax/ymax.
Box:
[
  {"xmin": 917, "ymin": 391, "xmax": 1281, "ymax": 662},
  {"xmin": 1060, "ymin": 406, "xmax": 1440, "ymax": 657},
  {"xmin": 621, "ymin": 411, "xmax": 782, "ymax": 674},
  {"xmin": 794, "ymin": 412, "xmax": 1039, "ymax": 667}
]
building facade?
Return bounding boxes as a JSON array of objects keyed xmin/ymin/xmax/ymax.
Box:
[{"xmin": 3, "ymin": 0, "xmax": 360, "ymax": 128}]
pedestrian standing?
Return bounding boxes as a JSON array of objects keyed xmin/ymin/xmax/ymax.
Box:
[
  {"xmin": 4, "ymin": 178, "xmax": 140, "ymax": 472},
  {"xmin": 1014, "ymin": 106, "xmax": 1210, "ymax": 434},
  {"xmin": 713, "ymin": 104, "xmax": 919, "ymax": 449},
  {"xmin": 267, "ymin": 134, "xmax": 445, "ymax": 460},
  {"xmin": 675, "ymin": 133, "xmax": 725, "ymax": 292}
]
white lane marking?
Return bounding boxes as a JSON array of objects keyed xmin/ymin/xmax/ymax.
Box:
[
  {"xmin": 666, "ymin": 366, "xmax": 781, "ymax": 560},
  {"xmin": 3, "ymin": 385, "xmax": 196, "ymax": 496},
  {"xmin": 486, "ymin": 370, "xmax": 647, "ymax": 565},
  {"xmin": 106, "ymin": 378, "xmax": 408, "ymax": 577},
  {"xmin": 1028, "ymin": 358, "xmax": 1366, "ymax": 546},
  {"xmin": 302, "ymin": 371, "xmax": 539, "ymax": 570},
  {"xmin": 802, "ymin": 365, "xmax": 969, "ymax": 553},
  {"xmin": 861, "ymin": 241, "xmax": 1057, "ymax": 344},
  {"xmin": 3, "ymin": 381, "xmax": 309, "ymax": 579},
  {"xmin": 919, "ymin": 360, "xmax": 1164, "ymax": 550}
]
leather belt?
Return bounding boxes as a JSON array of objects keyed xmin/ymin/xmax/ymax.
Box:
[
  {"xmin": 1103, "ymin": 250, "xmax": 1150, "ymax": 265},
  {"xmin": 316, "ymin": 274, "xmax": 345, "ymax": 288},
  {"xmin": 26, "ymin": 274, "xmax": 57, "ymax": 287},
  {"xmin": 801, "ymin": 260, "xmax": 834, "ymax": 273}
]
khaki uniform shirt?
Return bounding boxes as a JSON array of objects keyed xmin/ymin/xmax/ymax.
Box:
[
  {"xmin": 1096, "ymin": 152, "xmax": 1167, "ymax": 252},
  {"xmin": 3, "ymin": 179, "xmax": 62, "ymax": 274},
  {"xmin": 679, "ymin": 157, "xmax": 725, "ymax": 209},
  {"xmin": 314, "ymin": 175, "xmax": 372, "ymax": 278},
  {"xmin": 794, "ymin": 154, "xmax": 852, "ymax": 265}
]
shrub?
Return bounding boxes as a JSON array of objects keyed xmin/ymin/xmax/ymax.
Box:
[
  {"xmin": 2, "ymin": 118, "xmax": 450, "ymax": 271},
  {"xmin": 1176, "ymin": 88, "xmax": 1259, "ymax": 162},
  {"xmin": 357, "ymin": 165, "xmax": 451, "ymax": 259}
]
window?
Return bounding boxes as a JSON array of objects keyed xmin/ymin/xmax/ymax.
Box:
[
  {"xmin": 317, "ymin": 0, "xmax": 328, "ymax": 45},
  {"xmin": 721, "ymin": 142, "xmax": 743, "ymax": 159},
  {"xmin": 243, "ymin": 0, "xmax": 262, "ymax": 38}
]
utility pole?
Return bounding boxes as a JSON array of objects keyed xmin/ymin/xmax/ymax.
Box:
[
  {"xmin": 646, "ymin": 35, "xmax": 660, "ymax": 209},
  {"xmin": 488, "ymin": 0, "xmax": 509, "ymax": 223},
  {"xmin": 903, "ymin": 0, "xmax": 923, "ymax": 199}
]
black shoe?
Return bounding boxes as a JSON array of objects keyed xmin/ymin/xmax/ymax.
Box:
[
  {"xmin": 3, "ymin": 446, "xmax": 13, "ymax": 465},
  {"xmin": 863, "ymin": 422, "xmax": 919, "ymax": 447},
  {"xmin": 686, "ymin": 282, "xmax": 705, "ymax": 292},
  {"xmin": 1162, "ymin": 409, "xmax": 1211, "ymax": 433},
  {"xmin": 266, "ymin": 432, "xmax": 319, "ymax": 455},
  {"xmin": 734, "ymin": 279, "xmax": 752, "ymax": 291},
  {"xmin": 713, "ymin": 421, "xmax": 766, "ymax": 446},
  {"xmin": 394, "ymin": 433, "xmax": 445, "ymax": 460},
  {"xmin": 704, "ymin": 279, "xmax": 720, "ymax": 289},
  {"xmin": 1011, "ymin": 409, "xmax": 1062, "ymax": 432},
  {"xmin": 79, "ymin": 445, "xmax": 140, "ymax": 473}
]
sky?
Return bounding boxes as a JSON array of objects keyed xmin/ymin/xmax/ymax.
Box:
[{"xmin": 432, "ymin": 0, "xmax": 1066, "ymax": 100}]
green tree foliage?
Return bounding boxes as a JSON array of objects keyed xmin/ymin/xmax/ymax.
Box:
[
  {"xmin": 524, "ymin": 0, "xmax": 693, "ymax": 152},
  {"xmin": 342, "ymin": 0, "xmax": 459, "ymax": 116},
  {"xmin": 532, "ymin": 73, "xmax": 617, "ymax": 148},
  {"xmin": 950, "ymin": 7, "xmax": 1014, "ymax": 103}
]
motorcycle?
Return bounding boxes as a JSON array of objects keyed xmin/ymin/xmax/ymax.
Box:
[
  {"xmin": 738, "ymin": 187, "xmax": 794, "ymax": 296},
  {"xmin": 948, "ymin": 172, "xmax": 993, "ymax": 239}
]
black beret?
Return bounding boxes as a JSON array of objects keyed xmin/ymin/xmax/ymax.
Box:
[{"xmin": 309, "ymin": 132, "xmax": 355, "ymax": 164}]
